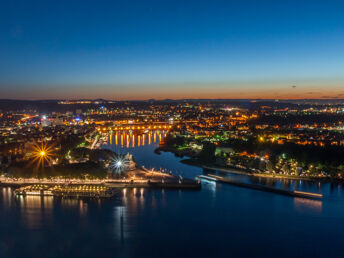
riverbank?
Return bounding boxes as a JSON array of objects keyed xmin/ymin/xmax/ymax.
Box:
[
  {"xmin": 0, "ymin": 167, "xmax": 201, "ymax": 190},
  {"xmin": 154, "ymin": 145, "xmax": 343, "ymax": 183},
  {"xmin": 181, "ymin": 158, "xmax": 342, "ymax": 183},
  {"xmin": 203, "ymin": 165, "xmax": 317, "ymax": 181},
  {"xmin": 199, "ymin": 174, "xmax": 323, "ymax": 199}
]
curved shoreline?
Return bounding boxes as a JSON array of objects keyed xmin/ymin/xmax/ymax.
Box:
[
  {"xmin": 198, "ymin": 174, "xmax": 323, "ymax": 199},
  {"xmin": 202, "ymin": 165, "xmax": 318, "ymax": 181},
  {"xmin": 156, "ymin": 147, "xmax": 343, "ymax": 183},
  {"xmin": 181, "ymin": 158, "xmax": 341, "ymax": 183},
  {"xmin": 157, "ymin": 148, "xmax": 321, "ymax": 181}
]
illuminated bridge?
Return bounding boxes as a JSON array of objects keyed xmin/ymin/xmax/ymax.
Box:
[
  {"xmin": 95, "ymin": 120, "xmax": 198, "ymax": 132},
  {"xmin": 96, "ymin": 123, "xmax": 173, "ymax": 132}
]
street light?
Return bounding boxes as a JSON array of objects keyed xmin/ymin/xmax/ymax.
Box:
[
  {"xmin": 111, "ymin": 157, "xmax": 127, "ymax": 174},
  {"xmin": 30, "ymin": 142, "xmax": 54, "ymax": 168},
  {"xmin": 115, "ymin": 161, "xmax": 122, "ymax": 168}
]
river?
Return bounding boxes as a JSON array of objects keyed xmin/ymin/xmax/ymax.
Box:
[{"xmin": 1, "ymin": 132, "xmax": 344, "ymax": 257}]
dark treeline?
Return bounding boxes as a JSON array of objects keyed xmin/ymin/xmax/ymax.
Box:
[
  {"xmin": 7, "ymin": 161, "xmax": 107, "ymax": 179},
  {"xmin": 222, "ymin": 138, "xmax": 344, "ymax": 167},
  {"xmin": 71, "ymin": 147, "xmax": 115, "ymax": 162}
]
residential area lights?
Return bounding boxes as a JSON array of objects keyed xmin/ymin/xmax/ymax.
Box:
[{"xmin": 2, "ymin": 100, "xmax": 344, "ymax": 180}]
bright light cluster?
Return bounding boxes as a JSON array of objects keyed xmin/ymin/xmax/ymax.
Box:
[
  {"xmin": 110, "ymin": 157, "xmax": 127, "ymax": 173},
  {"xmin": 30, "ymin": 143, "xmax": 54, "ymax": 168}
]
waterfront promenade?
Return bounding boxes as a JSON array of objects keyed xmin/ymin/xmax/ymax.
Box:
[{"xmin": 0, "ymin": 172, "xmax": 201, "ymax": 190}]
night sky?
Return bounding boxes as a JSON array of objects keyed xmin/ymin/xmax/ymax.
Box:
[{"xmin": 1, "ymin": 0, "xmax": 344, "ymax": 100}]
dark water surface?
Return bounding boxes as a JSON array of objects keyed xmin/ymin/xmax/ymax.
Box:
[{"xmin": 1, "ymin": 133, "xmax": 344, "ymax": 257}]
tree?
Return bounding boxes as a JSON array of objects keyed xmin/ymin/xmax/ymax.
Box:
[{"xmin": 199, "ymin": 142, "xmax": 216, "ymax": 163}]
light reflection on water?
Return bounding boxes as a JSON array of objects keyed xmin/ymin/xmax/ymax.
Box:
[
  {"xmin": 200, "ymin": 179, "xmax": 217, "ymax": 198},
  {"xmin": 106, "ymin": 131, "xmax": 166, "ymax": 150},
  {"xmin": 294, "ymin": 197, "xmax": 323, "ymax": 213},
  {"xmin": 103, "ymin": 131, "xmax": 344, "ymax": 199},
  {"xmin": 103, "ymin": 131, "xmax": 201, "ymax": 177},
  {"xmin": 113, "ymin": 206, "xmax": 127, "ymax": 242},
  {"xmin": 1, "ymin": 133, "xmax": 344, "ymax": 257},
  {"xmin": 19, "ymin": 195, "xmax": 53, "ymax": 229}
]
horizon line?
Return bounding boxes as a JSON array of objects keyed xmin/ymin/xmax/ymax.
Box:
[{"xmin": 1, "ymin": 98, "xmax": 344, "ymax": 102}]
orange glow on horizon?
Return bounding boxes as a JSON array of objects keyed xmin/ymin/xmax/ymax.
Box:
[{"xmin": 7, "ymin": 83, "xmax": 344, "ymax": 101}]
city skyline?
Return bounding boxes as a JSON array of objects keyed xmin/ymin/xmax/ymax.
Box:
[
  {"xmin": 3, "ymin": 1, "xmax": 344, "ymax": 257},
  {"xmin": 1, "ymin": 0, "xmax": 344, "ymax": 100}
]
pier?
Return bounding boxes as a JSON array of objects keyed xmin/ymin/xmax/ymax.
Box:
[
  {"xmin": 198, "ymin": 174, "xmax": 323, "ymax": 199},
  {"xmin": 105, "ymin": 178, "xmax": 201, "ymax": 189}
]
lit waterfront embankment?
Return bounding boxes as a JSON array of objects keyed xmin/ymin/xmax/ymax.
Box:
[
  {"xmin": 202, "ymin": 165, "xmax": 339, "ymax": 182},
  {"xmin": 0, "ymin": 178, "xmax": 200, "ymax": 189},
  {"xmin": 0, "ymin": 168, "xmax": 201, "ymax": 193},
  {"xmin": 0, "ymin": 177, "xmax": 105, "ymax": 187},
  {"xmin": 198, "ymin": 174, "xmax": 323, "ymax": 199},
  {"xmin": 105, "ymin": 178, "xmax": 200, "ymax": 189}
]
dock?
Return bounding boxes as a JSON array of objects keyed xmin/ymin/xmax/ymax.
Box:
[
  {"xmin": 198, "ymin": 174, "xmax": 323, "ymax": 199},
  {"xmin": 105, "ymin": 178, "xmax": 201, "ymax": 189}
]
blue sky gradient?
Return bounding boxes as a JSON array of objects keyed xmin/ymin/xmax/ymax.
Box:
[{"xmin": 1, "ymin": 0, "xmax": 344, "ymax": 99}]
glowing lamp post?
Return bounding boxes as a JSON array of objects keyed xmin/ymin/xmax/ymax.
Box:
[
  {"xmin": 115, "ymin": 161, "xmax": 122, "ymax": 168},
  {"xmin": 30, "ymin": 143, "xmax": 54, "ymax": 168},
  {"xmin": 111, "ymin": 157, "xmax": 126, "ymax": 175}
]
